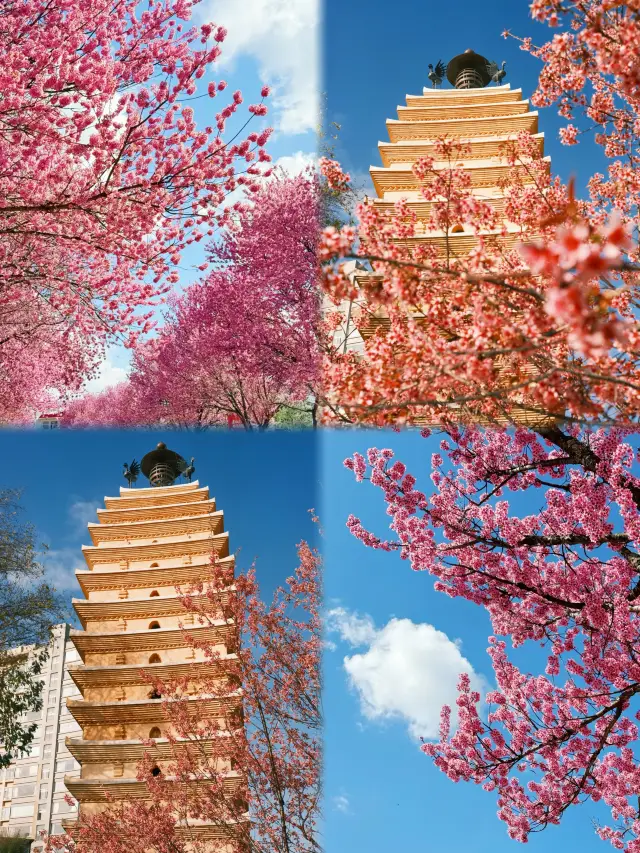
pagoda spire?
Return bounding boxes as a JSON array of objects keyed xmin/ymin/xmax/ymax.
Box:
[
  {"xmin": 140, "ymin": 442, "xmax": 188, "ymax": 487},
  {"xmin": 446, "ymin": 49, "xmax": 493, "ymax": 89}
]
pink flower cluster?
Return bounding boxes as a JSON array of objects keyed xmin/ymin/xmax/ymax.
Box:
[
  {"xmin": 63, "ymin": 174, "xmax": 319, "ymax": 428},
  {"xmin": 319, "ymin": 157, "xmax": 352, "ymax": 193},
  {"xmin": 519, "ymin": 212, "xmax": 633, "ymax": 357}
]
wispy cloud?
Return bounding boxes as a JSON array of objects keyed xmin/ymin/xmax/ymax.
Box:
[
  {"xmin": 272, "ymin": 150, "xmax": 316, "ymax": 177},
  {"xmin": 203, "ymin": 0, "xmax": 319, "ymax": 135},
  {"xmin": 41, "ymin": 547, "xmax": 83, "ymax": 592},
  {"xmin": 326, "ymin": 607, "xmax": 376, "ymax": 646},
  {"xmin": 327, "ymin": 607, "xmax": 488, "ymax": 740},
  {"xmin": 81, "ymin": 348, "xmax": 129, "ymax": 395},
  {"xmin": 332, "ymin": 794, "xmax": 351, "ymax": 814},
  {"xmin": 67, "ymin": 500, "xmax": 99, "ymax": 535}
]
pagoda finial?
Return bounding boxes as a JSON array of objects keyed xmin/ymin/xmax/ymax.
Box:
[
  {"xmin": 427, "ymin": 60, "xmax": 446, "ymax": 89},
  {"xmin": 446, "ymin": 50, "xmax": 492, "ymax": 89},
  {"xmin": 140, "ymin": 442, "xmax": 188, "ymax": 487},
  {"xmin": 123, "ymin": 459, "xmax": 140, "ymax": 487}
]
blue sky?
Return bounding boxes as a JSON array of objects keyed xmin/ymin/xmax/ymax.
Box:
[
  {"xmin": 1, "ymin": 430, "xmax": 319, "ymax": 624},
  {"xmin": 321, "ymin": 428, "xmax": 614, "ymax": 852},
  {"xmin": 87, "ymin": 0, "xmax": 319, "ymax": 397}
]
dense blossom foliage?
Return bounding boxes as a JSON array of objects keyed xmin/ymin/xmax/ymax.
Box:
[
  {"xmin": 45, "ymin": 542, "xmax": 321, "ymax": 853},
  {"xmin": 0, "ymin": 0, "xmax": 272, "ymax": 420},
  {"xmin": 345, "ymin": 426, "xmax": 640, "ymax": 850},
  {"xmin": 62, "ymin": 175, "xmax": 320, "ymax": 428},
  {"xmin": 320, "ymin": 1, "xmax": 640, "ymax": 426}
]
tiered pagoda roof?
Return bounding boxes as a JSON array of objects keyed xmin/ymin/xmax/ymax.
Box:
[
  {"xmin": 355, "ymin": 81, "xmax": 548, "ymax": 322},
  {"xmin": 64, "ymin": 463, "xmax": 243, "ymax": 845}
]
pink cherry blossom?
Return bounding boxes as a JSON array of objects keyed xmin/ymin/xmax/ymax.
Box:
[
  {"xmin": 345, "ymin": 425, "xmax": 640, "ymax": 850},
  {"xmin": 62, "ymin": 174, "xmax": 319, "ymax": 428},
  {"xmin": 0, "ymin": 0, "xmax": 273, "ymax": 421}
]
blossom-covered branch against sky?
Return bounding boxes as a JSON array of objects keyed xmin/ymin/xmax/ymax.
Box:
[
  {"xmin": 62, "ymin": 173, "xmax": 320, "ymax": 429},
  {"xmin": 338, "ymin": 425, "xmax": 640, "ymax": 851},
  {"xmin": 86, "ymin": 0, "xmax": 320, "ymax": 404},
  {"xmin": 0, "ymin": 0, "xmax": 291, "ymax": 420}
]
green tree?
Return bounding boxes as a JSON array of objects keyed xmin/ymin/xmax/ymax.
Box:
[
  {"xmin": 0, "ymin": 489, "xmax": 63, "ymax": 766},
  {"xmin": 272, "ymin": 400, "xmax": 315, "ymax": 428},
  {"xmin": 0, "ymin": 830, "xmax": 33, "ymax": 851}
]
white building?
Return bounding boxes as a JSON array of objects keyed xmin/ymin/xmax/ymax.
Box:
[
  {"xmin": 34, "ymin": 415, "xmax": 61, "ymax": 431},
  {"xmin": 0, "ymin": 625, "xmax": 82, "ymax": 850}
]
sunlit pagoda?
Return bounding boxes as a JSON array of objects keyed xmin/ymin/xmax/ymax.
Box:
[
  {"xmin": 339, "ymin": 48, "xmax": 550, "ymax": 346},
  {"xmin": 62, "ymin": 443, "xmax": 243, "ymax": 847}
]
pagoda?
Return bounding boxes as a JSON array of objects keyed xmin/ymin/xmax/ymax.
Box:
[
  {"xmin": 62, "ymin": 443, "xmax": 243, "ymax": 847},
  {"xmin": 342, "ymin": 48, "xmax": 550, "ymax": 343}
]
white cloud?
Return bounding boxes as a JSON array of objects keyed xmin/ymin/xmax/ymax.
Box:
[
  {"xmin": 326, "ymin": 607, "xmax": 376, "ymax": 646},
  {"xmin": 333, "ymin": 794, "xmax": 350, "ymax": 814},
  {"xmin": 41, "ymin": 548, "xmax": 83, "ymax": 592},
  {"xmin": 82, "ymin": 349, "xmax": 130, "ymax": 395},
  {"xmin": 272, "ymin": 150, "xmax": 316, "ymax": 177},
  {"xmin": 327, "ymin": 608, "xmax": 488, "ymax": 740},
  {"xmin": 203, "ymin": 0, "xmax": 319, "ymax": 135},
  {"xmin": 68, "ymin": 500, "xmax": 99, "ymax": 535}
]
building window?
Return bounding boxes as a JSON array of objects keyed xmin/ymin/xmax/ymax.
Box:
[
  {"xmin": 15, "ymin": 765, "xmax": 37, "ymax": 779},
  {"xmin": 10, "ymin": 802, "xmax": 34, "ymax": 818},
  {"xmin": 148, "ymin": 689, "xmax": 161, "ymax": 700},
  {"xmin": 149, "ymin": 621, "xmax": 161, "ymax": 630},
  {"xmin": 14, "ymin": 783, "xmax": 35, "ymax": 798},
  {"xmin": 148, "ymin": 654, "xmax": 161, "ymax": 664},
  {"xmin": 150, "ymin": 563, "xmax": 159, "ymax": 568},
  {"xmin": 149, "ymin": 727, "xmax": 161, "ymax": 739},
  {"xmin": 150, "ymin": 590, "xmax": 160, "ymax": 597},
  {"xmin": 24, "ymin": 709, "xmax": 42, "ymax": 722}
]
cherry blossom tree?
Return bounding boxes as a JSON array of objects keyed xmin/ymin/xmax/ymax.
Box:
[
  {"xmin": 345, "ymin": 425, "xmax": 640, "ymax": 850},
  {"xmin": 62, "ymin": 174, "xmax": 320, "ymax": 429},
  {"xmin": 320, "ymin": 1, "xmax": 640, "ymax": 427},
  {"xmin": 0, "ymin": 0, "xmax": 272, "ymax": 421},
  {"xmin": 44, "ymin": 541, "xmax": 322, "ymax": 853}
]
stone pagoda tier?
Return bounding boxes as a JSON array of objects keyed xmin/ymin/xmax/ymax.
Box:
[
  {"xmin": 346, "ymin": 49, "xmax": 549, "ymax": 343},
  {"xmin": 62, "ymin": 444, "xmax": 244, "ymax": 846}
]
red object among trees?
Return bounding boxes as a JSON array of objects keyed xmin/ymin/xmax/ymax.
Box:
[{"xmin": 0, "ymin": 0, "xmax": 272, "ymax": 421}]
